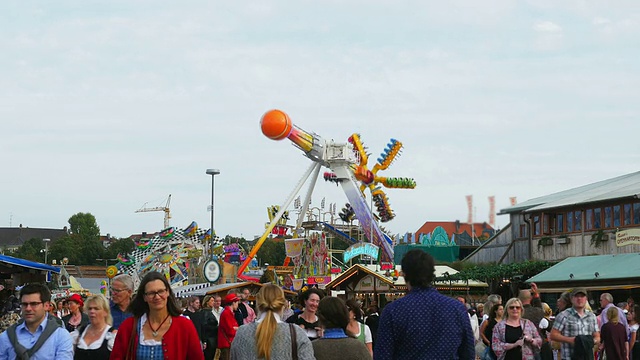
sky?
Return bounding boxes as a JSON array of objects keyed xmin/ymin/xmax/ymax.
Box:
[{"xmin": 2, "ymin": 1, "xmax": 639, "ymax": 241}]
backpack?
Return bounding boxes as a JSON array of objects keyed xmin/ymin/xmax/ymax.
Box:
[{"xmin": 6, "ymin": 314, "xmax": 64, "ymax": 360}]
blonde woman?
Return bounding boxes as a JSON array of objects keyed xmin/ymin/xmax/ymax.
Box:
[
  {"xmin": 70, "ymin": 294, "xmax": 115, "ymax": 360},
  {"xmin": 537, "ymin": 303, "xmax": 553, "ymax": 360},
  {"xmin": 231, "ymin": 284, "xmax": 314, "ymax": 360},
  {"xmin": 600, "ymin": 306, "xmax": 628, "ymax": 360},
  {"xmin": 492, "ymin": 298, "xmax": 542, "ymax": 360}
]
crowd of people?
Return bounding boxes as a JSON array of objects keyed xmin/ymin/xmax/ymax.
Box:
[{"xmin": 0, "ymin": 250, "xmax": 638, "ymax": 360}]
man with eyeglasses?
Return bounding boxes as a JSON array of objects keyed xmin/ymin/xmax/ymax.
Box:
[
  {"xmin": 109, "ymin": 274, "xmax": 134, "ymax": 330},
  {"xmin": 0, "ymin": 283, "xmax": 73, "ymax": 359}
]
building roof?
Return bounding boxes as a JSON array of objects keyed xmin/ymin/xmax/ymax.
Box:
[
  {"xmin": 0, "ymin": 227, "xmax": 68, "ymax": 248},
  {"xmin": 527, "ymin": 253, "xmax": 640, "ymax": 285},
  {"xmin": 499, "ymin": 171, "xmax": 640, "ymax": 215},
  {"xmin": 325, "ymin": 264, "xmax": 487, "ymax": 290},
  {"xmin": 415, "ymin": 221, "xmax": 494, "ymax": 245}
]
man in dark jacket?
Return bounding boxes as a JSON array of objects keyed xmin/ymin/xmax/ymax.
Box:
[{"xmin": 365, "ymin": 305, "xmax": 380, "ymax": 346}]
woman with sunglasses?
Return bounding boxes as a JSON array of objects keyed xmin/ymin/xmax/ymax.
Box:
[
  {"xmin": 491, "ymin": 298, "xmax": 541, "ymax": 360},
  {"xmin": 110, "ymin": 271, "xmax": 204, "ymax": 360}
]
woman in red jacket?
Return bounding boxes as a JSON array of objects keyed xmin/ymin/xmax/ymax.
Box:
[
  {"xmin": 217, "ymin": 293, "xmax": 240, "ymax": 360},
  {"xmin": 110, "ymin": 271, "xmax": 204, "ymax": 360}
]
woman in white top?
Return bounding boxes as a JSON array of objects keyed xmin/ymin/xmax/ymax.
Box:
[
  {"xmin": 70, "ymin": 294, "xmax": 116, "ymax": 360},
  {"xmin": 345, "ymin": 299, "xmax": 373, "ymax": 356}
]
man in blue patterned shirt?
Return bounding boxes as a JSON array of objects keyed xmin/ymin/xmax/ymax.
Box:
[{"xmin": 374, "ymin": 249, "xmax": 474, "ymax": 360}]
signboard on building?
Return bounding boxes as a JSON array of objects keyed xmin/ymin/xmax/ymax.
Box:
[
  {"xmin": 616, "ymin": 229, "xmax": 640, "ymax": 247},
  {"xmin": 306, "ymin": 276, "xmax": 332, "ymax": 286},
  {"xmin": 343, "ymin": 243, "xmax": 379, "ymax": 263},
  {"xmin": 354, "ymin": 274, "xmax": 390, "ymax": 292}
]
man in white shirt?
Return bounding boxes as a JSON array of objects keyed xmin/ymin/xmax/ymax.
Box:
[{"xmin": 211, "ymin": 295, "xmax": 223, "ymax": 323}]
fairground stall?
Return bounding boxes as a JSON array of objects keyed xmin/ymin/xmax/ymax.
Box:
[{"xmin": 325, "ymin": 263, "xmax": 488, "ymax": 309}]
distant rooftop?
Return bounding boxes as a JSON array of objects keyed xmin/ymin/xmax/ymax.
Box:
[
  {"xmin": 499, "ymin": 170, "xmax": 640, "ymax": 215},
  {"xmin": 0, "ymin": 226, "xmax": 68, "ymax": 248}
]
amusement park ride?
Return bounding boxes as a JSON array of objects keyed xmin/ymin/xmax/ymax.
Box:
[
  {"xmin": 236, "ymin": 109, "xmax": 416, "ymax": 281},
  {"xmin": 112, "ymin": 110, "xmax": 414, "ymax": 290}
]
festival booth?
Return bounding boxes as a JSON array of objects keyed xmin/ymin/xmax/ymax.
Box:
[
  {"xmin": 0, "ymin": 254, "xmax": 60, "ymax": 288},
  {"xmin": 526, "ymin": 253, "xmax": 640, "ymax": 307},
  {"xmin": 325, "ymin": 264, "xmax": 488, "ymax": 309}
]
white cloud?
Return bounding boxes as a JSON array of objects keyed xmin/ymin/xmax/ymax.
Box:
[{"xmin": 533, "ymin": 20, "xmax": 563, "ymax": 33}]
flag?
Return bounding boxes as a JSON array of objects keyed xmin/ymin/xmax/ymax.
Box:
[
  {"xmin": 466, "ymin": 195, "xmax": 473, "ymax": 224},
  {"xmin": 509, "ymin": 197, "xmax": 517, "ymax": 206},
  {"xmin": 488, "ymin": 196, "xmax": 496, "ymax": 228}
]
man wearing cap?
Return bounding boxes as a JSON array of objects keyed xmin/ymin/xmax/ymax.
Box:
[
  {"xmin": 551, "ymin": 288, "xmax": 600, "ymax": 359},
  {"xmin": 217, "ymin": 293, "xmax": 240, "ymax": 360}
]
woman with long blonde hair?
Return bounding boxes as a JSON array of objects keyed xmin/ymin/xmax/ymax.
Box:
[
  {"xmin": 231, "ymin": 284, "xmax": 315, "ymax": 360},
  {"xmin": 492, "ymin": 298, "xmax": 542, "ymax": 360}
]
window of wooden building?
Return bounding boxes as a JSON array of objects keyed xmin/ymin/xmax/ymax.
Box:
[{"xmin": 529, "ymin": 201, "xmax": 640, "ymax": 237}]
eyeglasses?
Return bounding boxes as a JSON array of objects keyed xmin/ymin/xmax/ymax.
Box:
[
  {"xmin": 508, "ymin": 306, "xmax": 521, "ymax": 310},
  {"xmin": 111, "ymin": 288, "xmax": 128, "ymax": 294},
  {"xmin": 144, "ymin": 289, "xmax": 168, "ymax": 298},
  {"xmin": 20, "ymin": 302, "xmax": 44, "ymax": 308}
]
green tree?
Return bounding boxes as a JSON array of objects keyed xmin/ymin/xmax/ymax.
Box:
[
  {"xmin": 104, "ymin": 238, "xmax": 135, "ymax": 259},
  {"xmin": 68, "ymin": 212, "xmax": 100, "ymax": 241},
  {"xmin": 12, "ymin": 238, "xmax": 44, "ymax": 262},
  {"xmin": 256, "ymin": 239, "xmax": 286, "ymax": 267},
  {"xmin": 67, "ymin": 212, "xmax": 103, "ymax": 265},
  {"xmin": 48, "ymin": 235, "xmax": 81, "ymax": 265}
]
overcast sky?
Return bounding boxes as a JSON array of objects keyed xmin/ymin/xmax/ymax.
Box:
[{"xmin": 2, "ymin": 1, "xmax": 639, "ymax": 241}]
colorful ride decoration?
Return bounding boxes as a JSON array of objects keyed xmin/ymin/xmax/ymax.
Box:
[
  {"xmin": 100, "ymin": 280, "xmax": 108, "ymax": 295},
  {"xmin": 159, "ymin": 227, "xmax": 175, "ymax": 239},
  {"xmin": 223, "ymin": 243, "xmax": 246, "ymax": 264},
  {"xmin": 284, "ymin": 238, "xmax": 304, "ymax": 258},
  {"xmin": 116, "ymin": 221, "xmax": 224, "ymax": 288},
  {"xmin": 267, "ymin": 205, "xmax": 290, "ymax": 237},
  {"xmin": 135, "ymin": 238, "xmax": 151, "ymax": 250},
  {"xmin": 106, "ymin": 266, "xmax": 118, "ymax": 279},
  {"xmin": 117, "ymin": 253, "xmax": 134, "ymax": 266},
  {"xmin": 348, "ymin": 133, "xmax": 416, "ymax": 223},
  {"xmin": 291, "ymin": 232, "xmax": 330, "ymax": 280},
  {"xmin": 184, "ymin": 221, "xmax": 198, "ymax": 237}
]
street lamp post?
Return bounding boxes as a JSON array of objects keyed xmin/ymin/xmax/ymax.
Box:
[
  {"xmin": 43, "ymin": 238, "xmax": 50, "ymax": 264},
  {"xmin": 206, "ymin": 168, "xmax": 221, "ymax": 259}
]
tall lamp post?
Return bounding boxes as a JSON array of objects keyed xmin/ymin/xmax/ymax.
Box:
[
  {"xmin": 43, "ymin": 238, "xmax": 50, "ymax": 264},
  {"xmin": 206, "ymin": 168, "xmax": 221, "ymax": 259}
]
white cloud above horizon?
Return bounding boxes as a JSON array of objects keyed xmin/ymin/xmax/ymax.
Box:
[{"xmin": 1, "ymin": 1, "xmax": 639, "ymax": 242}]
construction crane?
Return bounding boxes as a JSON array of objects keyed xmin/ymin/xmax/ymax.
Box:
[{"xmin": 135, "ymin": 194, "xmax": 172, "ymax": 229}]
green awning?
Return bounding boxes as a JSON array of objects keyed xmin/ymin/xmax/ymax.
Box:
[{"xmin": 527, "ymin": 253, "xmax": 640, "ymax": 283}]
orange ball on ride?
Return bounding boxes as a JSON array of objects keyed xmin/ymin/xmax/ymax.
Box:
[{"xmin": 261, "ymin": 109, "xmax": 292, "ymax": 140}]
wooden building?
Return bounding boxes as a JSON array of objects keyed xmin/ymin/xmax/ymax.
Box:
[{"xmin": 465, "ymin": 171, "xmax": 640, "ymax": 264}]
